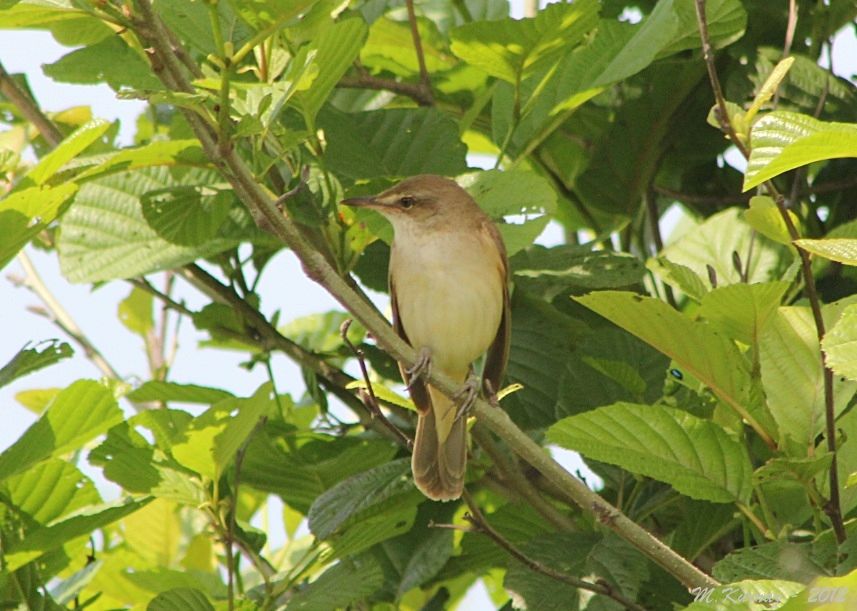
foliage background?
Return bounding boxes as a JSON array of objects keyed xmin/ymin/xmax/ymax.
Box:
[{"xmin": 2, "ymin": 0, "xmax": 857, "ymax": 610}]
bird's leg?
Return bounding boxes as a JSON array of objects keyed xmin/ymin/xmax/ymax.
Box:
[
  {"xmin": 483, "ymin": 379, "xmax": 501, "ymax": 408},
  {"xmin": 406, "ymin": 346, "xmax": 432, "ymax": 388},
  {"xmin": 454, "ymin": 373, "xmax": 481, "ymax": 421}
]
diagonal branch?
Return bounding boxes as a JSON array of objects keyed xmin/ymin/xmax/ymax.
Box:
[
  {"xmin": 0, "ymin": 60, "xmax": 63, "ymax": 147},
  {"xmin": 461, "ymin": 491, "xmax": 648, "ymax": 611},
  {"xmin": 129, "ymin": 0, "xmax": 717, "ymax": 588}
]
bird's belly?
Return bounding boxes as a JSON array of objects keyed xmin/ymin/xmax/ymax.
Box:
[{"xmin": 395, "ymin": 256, "xmax": 503, "ymax": 376}]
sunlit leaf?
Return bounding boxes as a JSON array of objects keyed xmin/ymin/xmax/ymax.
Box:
[
  {"xmin": 0, "ymin": 340, "xmax": 73, "ymax": 390},
  {"xmin": 0, "ymin": 379, "xmax": 123, "ymax": 481},
  {"xmin": 745, "ymin": 111, "xmax": 857, "ymax": 190}
]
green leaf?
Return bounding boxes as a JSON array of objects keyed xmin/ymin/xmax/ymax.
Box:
[
  {"xmin": 697, "ymin": 282, "xmax": 789, "ymax": 346},
  {"xmin": 140, "ymin": 187, "xmax": 234, "ymax": 246},
  {"xmin": 126, "ymin": 381, "xmax": 234, "ymax": 404},
  {"xmin": 777, "ymin": 569, "xmax": 857, "ymax": 610},
  {"xmin": 548, "ymin": 402, "xmax": 753, "ymax": 503},
  {"xmin": 0, "ymin": 340, "xmax": 73, "ymax": 390},
  {"xmin": 361, "ymin": 16, "xmax": 454, "ymax": 77},
  {"xmin": 279, "ymin": 310, "xmax": 362, "ymax": 354},
  {"xmin": 459, "ymin": 169, "xmax": 557, "ymax": 216},
  {"xmin": 4, "ymin": 498, "xmax": 150, "ymax": 571},
  {"xmin": 0, "ymin": 379, "xmax": 123, "ymax": 481},
  {"xmin": 124, "ymin": 498, "xmax": 181, "ymax": 566},
  {"xmin": 240, "ymin": 432, "xmax": 398, "ymax": 513},
  {"xmin": 586, "ymin": 534, "xmax": 651, "ymax": 605},
  {"xmin": 647, "ymin": 257, "xmax": 709, "ymax": 301},
  {"xmin": 118, "ymin": 287, "xmax": 154, "ymax": 338},
  {"xmin": 671, "ymin": 500, "xmax": 738, "ymax": 562},
  {"xmin": 503, "ymin": 533, "xmax": 592, "ymax": 610},
  {"xmin": 171, "ymin": 383, "xmax": 275, "ymax": 480},
  {"xmin": 662, "ymin": 208, "xmax": 788, "ymax": 286},
  {"xmin": 4, "ymin": 459, "xmax": 100, "ymax": 524},
  {"xmin": 285, "ymin": 555, "xmax": 384, "ymax": 611},
  {"xmin": 713, "ymin": 541, "xmax": 826, "ymax": 582},
  {"xmin": 397, "ymin": 528, "xmax": 454, "ymax": 597},
  {"xmin": 575, "ymin": 291, "xmax": 772, "ymax": 441},
  {"xmin": 450, "ymin": 0, "xmax": 599, "ymax": 84},
  {"xmin": 556, "ymin": 327, "xmax": 668, "ymax": 418},
  {"xmin": 89, "ymin": 422, "xmax": 204, "ymax": 506},
  {"xmin": 796, "ymin": 238, "xmax": 857, "ymax": 266},
  {"xmin": 157, "ymin": 0, "xmax": 252, "ymax": 55},
  {"xmin": 147, "ymin": 587, "xmax": 214, "ymax": 611},
  {"xmin": 744, "ymin": 111, "xmax": 857, "ymax": 190},
  {"xmin": 320, "ymin": 107, "xmax": 467, "ymax": 180},
  {"xmin": 0, "ymin": 183, "xmax": 78, "ymax": 271},
  {"xmin": 593, "ymin": 0, "xmax": 745, "ymax": 88},
  {"xmin": 23, "ymin": 119, "xmax": 111, "ymax": 186},
  {"xmin": 74, "ymin": 140, "xmax": 204, "ymax": 183},
  {"xmin": 42, "ymin": 37, "xmax": 161, "ymax": 91},
  {"xmin": 754, "ymin": 455, "xmax": 833, "ymax": 485},
  {"xmin": 823, "ymin": 304, "xmax": 857, "ymax": 382},
  {"xmin": 512, "ymin": 244, "xmax": 645, "ymax": 299},
  {"xmin": 759, "ymin": 304, "xmax": 857, "ymax": 447},
  {"xmin": 308, "ymin": 458, "xmax": 413, "ymax": 539},
  {"xmin": 0, "ymin": 3, "xmax": 112, "ymax": 45},
  {"xmin": 504, "ymin": 292, "xmax": 584, "ymax": 429},
  {"xmin": 744, "ymin": 195, "xmax": 800, "ymax": 245},
  {"xmin": 227, "ymin": 0, "xmax": 318, "ymax": 29},
  {"xmin": 496, "ymin": 216, "xmax": 548, "ymax": 255},
  {"xmin": 57, "ymin": 167, "xmax": 255, "ymax": 283},
  {"xmin": 295, "ymin": 18, "xmax": 368, "ymax": 126}
]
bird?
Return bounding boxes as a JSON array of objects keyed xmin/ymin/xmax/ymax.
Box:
[{"xmin": 342, "ymin": 174, "xmax": 510, "ymax": 501}]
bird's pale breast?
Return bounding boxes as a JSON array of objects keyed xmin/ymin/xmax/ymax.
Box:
[{"xmin": 391, "ymin": 226, "xmax": 504, "ymax": 378}]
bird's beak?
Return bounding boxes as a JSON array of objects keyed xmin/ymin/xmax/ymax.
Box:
[{"xmin": 341, "ymin": 196, "xmax": 379, "ymax": 208}]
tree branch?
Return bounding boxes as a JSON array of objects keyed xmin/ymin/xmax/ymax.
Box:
[
  {"xmin": 338, "ymin": 72, "xmax": 434, "ymax": 106},
  {"xmin": 0, "ymin": 60, "xmax": 63, "ymax": 148},
  {"xmin": 130, "ymin": 1, "xmax": 718, "ymax": 588},
  {"xmin": 461, "ymin": 491, "xmax": 648, "ymax": 611}
]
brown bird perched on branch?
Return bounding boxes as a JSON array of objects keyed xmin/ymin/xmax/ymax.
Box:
[{"xmin": 343, "ymin": 175, "xmax": 510, "ymax": 501}]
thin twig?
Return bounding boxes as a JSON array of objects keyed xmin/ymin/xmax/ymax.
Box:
[
  {"xmin": 11, "ymin": 253, "xmax": 122, "ymax": 383},
  {"xmin": 694, "ymin": 0, "xmax": 846, "ymax": 544},
  {"xmin": 338, "ymin": 72, "xmax": 434, "ymax": 106},
  {"xmin": 404, "ymin": 0, "xmax": 434, "ymax": 105},
  {"xmin": 0, "ymin": 60, "xmax": 63, "ymax": 147},
  {"xmin": 461, "ymin": 490, "xmax": 648, "ymax": 611},
  {"xmin": 693, "ymin": 0, "xmax": 750, "ymax": 159},
  {"xmin": 339, "ymin": 319, "xmax": 414, "ymax": 450},
  {"xmin": 472, "ymin": 427, "xmax": 576, "ymax": 532}
]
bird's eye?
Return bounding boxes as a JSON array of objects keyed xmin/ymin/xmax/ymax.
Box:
[{"xmin": 399, "ymin": 196, "xmax": 415, "ymax": 209}]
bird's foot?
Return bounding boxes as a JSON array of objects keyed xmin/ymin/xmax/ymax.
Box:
[
  {"xmin": 483, "ymin": 379, "xmax": 501, "ymax": 408},
  {"xmin": 406, "ymin": 347, "xmax": 432, "ymax": 388},
  {"xmin": 454, "ymin": 374, "xmax": 481, "ymax": 421}
]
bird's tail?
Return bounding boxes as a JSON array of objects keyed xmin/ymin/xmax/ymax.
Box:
[{"xmin": 411, "ymin": 386, "xmax": 466, "ymax": 501}]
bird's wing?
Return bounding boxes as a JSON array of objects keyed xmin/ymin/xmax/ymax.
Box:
[
  {"xmin": 481, "ymin": 220, "xmax": 511, "ymax": 397},
  {"xmin": 390, "ymin": 274, "xmax": 432, "ymax": 415}
]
